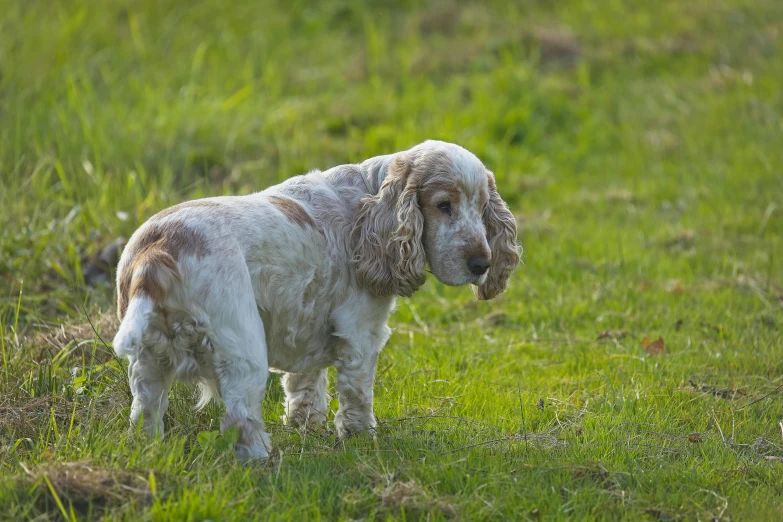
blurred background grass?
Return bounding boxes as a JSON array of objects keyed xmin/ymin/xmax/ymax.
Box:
[
  {"xmin": 1, "ymin": 0, "xmax": 782, "ymax": 520},
  {"xmin": 1, "ymin": 0, "xmax": 780, "ymax": 320}
]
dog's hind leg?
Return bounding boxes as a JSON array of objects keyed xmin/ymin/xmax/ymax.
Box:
[
  {"xmin": 214, "ymin": 353, "xmax": 270, "ymax": 461},
  {"xmin": 206, "ymin": 269, "xmax": 272, "ymax": 462},
  {"xmin": 212, "ymin": 318, "xmax": 271, "ymax": 461},
  {"xmin": 128, "ymin": 339, "xmax": 175, "ymax": 438}
]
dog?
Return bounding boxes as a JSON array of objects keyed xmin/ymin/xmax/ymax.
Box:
[{"xmin": 112, "ymin": 140, "xmax": 520, "ymax": 461}]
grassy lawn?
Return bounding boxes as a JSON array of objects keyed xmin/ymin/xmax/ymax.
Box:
[{"xmin": 1, "ymin": 0, "xmax": 782, "ymax": 519}]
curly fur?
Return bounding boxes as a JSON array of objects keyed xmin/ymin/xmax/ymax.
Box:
[
  {"xmin": 352, "ymin": 155, "xmax": 426, "ymax": 297},
  {"xmin": 472, "ymin": 171, "xmax": 521, "ymax": 300}
]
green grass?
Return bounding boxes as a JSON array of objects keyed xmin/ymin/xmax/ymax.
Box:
[{"xmin": 1, "ymin": 0, "xmax": 782, "ymax": 519}]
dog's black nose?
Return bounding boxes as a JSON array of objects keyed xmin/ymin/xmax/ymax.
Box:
[{"xmin": 467, "ymin": 256, "xmax": 491, "ymax": 276}]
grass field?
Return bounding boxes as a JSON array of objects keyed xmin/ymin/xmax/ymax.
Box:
[{"xmin": 1, "ymin": 0, "xmax": 782, "ymax": 519}]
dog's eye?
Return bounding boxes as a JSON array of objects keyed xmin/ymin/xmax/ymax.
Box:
[{"xmin": 436, "ymin": 201, "xmax": 452, "ymax": 216}]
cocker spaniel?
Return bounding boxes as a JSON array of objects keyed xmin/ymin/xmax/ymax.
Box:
[{"xmin": 112, "ymin": 140, "xmax": 521, "ymax": 460}]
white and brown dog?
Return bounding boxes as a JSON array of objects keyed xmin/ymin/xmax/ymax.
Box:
[{"xmin": 113, "ymin": 140, "xmax": 520, "ymax": 461}]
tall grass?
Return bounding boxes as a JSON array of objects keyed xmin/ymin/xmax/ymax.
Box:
[{"xmin": 1, "ymin": 0, "xmax": 782, "ymax": 519}]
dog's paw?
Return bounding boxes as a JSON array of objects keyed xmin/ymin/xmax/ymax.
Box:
[
  {"xmin": 235, "ymin": 431, "xmax": 271, "ymax": 463},
  {"xmin": 285, "ymin": 406, "xmax": 327, "ymax": 429},
  {"xmin": 334, "ymin": 410, "xmax": 377, "ymax": 440}
]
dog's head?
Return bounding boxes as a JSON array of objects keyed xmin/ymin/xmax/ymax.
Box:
[{"xmin": 352, "ymin": 140, "xmax": 520, "ymax": 300}]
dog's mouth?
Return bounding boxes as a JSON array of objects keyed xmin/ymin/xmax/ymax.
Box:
[{"xmin": 425, "ymin": 267, "xmax": 487, "ymax": 287}]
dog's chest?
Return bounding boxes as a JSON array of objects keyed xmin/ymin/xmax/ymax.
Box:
[{"xmin": 259, "ymin": 305, "xmax": 337, "ymax": 373}]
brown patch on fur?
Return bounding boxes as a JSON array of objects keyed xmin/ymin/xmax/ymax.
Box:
[
  {"xmin": 128, "ymin": 247, "xmax": 179, "ymax": 302},
  {"xmin": 268, "ymin": 195, "xmax": 316, "ymax": 229},
  {"xmin": 117, "ymin": 267, "xmax": 133, "ymax": 319},
  {"xmin": 117, "ymin": 220, "xmax": 210, "ymax": 318}
]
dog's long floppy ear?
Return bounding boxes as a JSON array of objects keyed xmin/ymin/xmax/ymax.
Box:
[
  {"xmin": 472, "ymin": 170, "xmax": 521, "ymax": 300},
  {"xmin": 352, "ymin": 154, "xmax": 426, "ymax": 297}
]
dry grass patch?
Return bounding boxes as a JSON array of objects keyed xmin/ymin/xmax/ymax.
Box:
[
  {"xmin": 28, "ymin": 313, "xmax": 120, "ymax": 364},
  {"xmin": 0, "ymin": 396, "xmax": 70, "ymax": 436},
  {"xmin": 0, "ymin": 394, "xmax": 124, "ymax": 445},
  {"xmin": 31, "ymin": 314, "xmax": 119, "ymax": 350},
  {"xmin": 525, "ymin": 27, "xmax": 582, "ymax": 65},
  {"xmin": 373, "ymin": 476, "xmax": 457, "ymax": 518},
  {"xmin": 23, "ymin": 462, "xmax": 153, "ymax": 516}
]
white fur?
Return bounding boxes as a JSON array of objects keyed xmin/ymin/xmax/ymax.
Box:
[
  {"xmin": 112, "ymin": 140, "xmax": 520, "ymax": 461},
  {"xmin": 113, "ymin": 296, "xmax": 153, "ymax": 358}
]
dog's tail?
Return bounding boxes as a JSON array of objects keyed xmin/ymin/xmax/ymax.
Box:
[{"xmin": 113, "ymin": 244, "xmax": 180, "ymax": 358}]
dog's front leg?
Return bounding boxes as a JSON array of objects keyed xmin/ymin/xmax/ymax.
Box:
[
  {"xmin": 334, "ymin": 344, "xmax": 380, "ymax": 439},
  {"xmin": 331, "ymin": 294, "xmax": 395, "ymax": 439}
]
